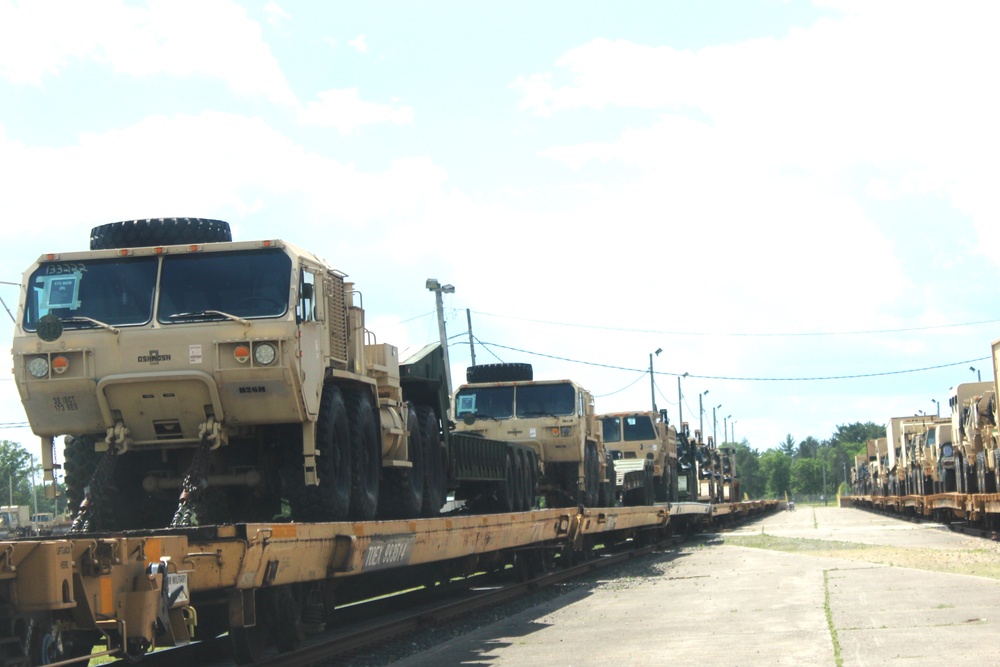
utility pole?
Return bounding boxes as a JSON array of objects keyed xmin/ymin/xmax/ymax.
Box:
[
  {"xmin": 699, "ymin": 391, "xmax": 707, "ymax": 443},
  {"xmin": 426, "ymin": 279, "xmax": 455, "ymax": 413},
  {"xmin": 466, "ymin": 308, "xmax": 476, "ymax": 366},
  {"xmin": 677, "ymin": 376, "xmax": 683, "ymax": 429},
  {"xmin": 649, "ymin": 348, "xmax": 662, "ymax": 413}
]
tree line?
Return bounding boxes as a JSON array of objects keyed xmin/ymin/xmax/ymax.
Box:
[{"xmin": 728, "ymin": 421, "xmax": 884, "ymax": 501}]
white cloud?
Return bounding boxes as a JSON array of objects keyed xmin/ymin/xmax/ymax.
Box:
[
  {"xmin": 0, "ymin": 0, "xmax": 298, "ymax": 107},
  {"xmin": 348, "ymin": 35, "xmax": 369, "ymax": 54},
  {"xmin": 299, "ymin": 88, "xmax": 414, "ymax": 134},
  {"xmin": 264, "ymin": 1, "xmax": 291, "ymax": 31}
]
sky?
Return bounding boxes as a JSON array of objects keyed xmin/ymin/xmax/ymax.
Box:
[{"xmin": 2, "ymin": 0, "xmax": 1000, "ymax": 470}]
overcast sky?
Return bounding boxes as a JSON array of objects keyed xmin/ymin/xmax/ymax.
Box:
[{"xmin": 1, "ymin": 0, "xmax": 999, "ymax": 469}]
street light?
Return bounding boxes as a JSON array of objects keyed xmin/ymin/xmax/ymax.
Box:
[
  {"xmin": 678, "ymin": 371, "xmax": 689, "ymax": 428},
  {"xmin": 713, "ymin": 404, "xmax": 721, "ymax": 446},
  {"xmin": 649, "ymin": 348, "xmax": 662, "ymax": 413},
  {"xmin": 426, "ymin": 278, "xmax": 456, "ymax": 408},
  {"xmin": 971, "ymin": 366, "xmax": 982, "ymax": 382},
  {"xmin": 732, "ymin": 419, "xmax": 737, "ymax": 445},
  {"xmin": 724, "ymin": 414, "xmax": 731, "ymax": 444},
  {"xmin": 699, "ymin": 390, "xmax": 709, "ymax": 443},
  {"xmin": 931, "ymin": 399, "xmax": 939, "ymax": 417}
]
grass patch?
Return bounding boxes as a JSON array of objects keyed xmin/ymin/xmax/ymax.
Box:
[{"xmin": 824, "ymin": 570, "xmax": 843, "ymax": 667}]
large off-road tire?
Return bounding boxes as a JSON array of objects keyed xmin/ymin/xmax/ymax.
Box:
[
  {"xmin": 465, "ymin": 363, "xmax": 533, "ymax": 384},
  {"xmin": 418, "ymin": 406, "xmax": 447, "ymax": 517},
  {"xmin": 89, "ymin": 217, "xmax": 232, "ymax": 250},
  {"xmin": 285, "ymin": 385, "xmax": 352, "ymax": 522},
  {"xmin": 494, "ymin": 454, "xmax": 515, "ymax": 513},
  {"xmin": 378, "ymin": 405, "xmax": 425, "ymax": 519},
  {"xmin": 345, "ymin": 390, "xmax": 380, "ymax": 521},
  {"xmin": 63, "ymin": 435, "xmax": 100, "ymax": 520}
]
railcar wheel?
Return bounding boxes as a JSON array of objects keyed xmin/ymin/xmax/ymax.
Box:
[
  {"xmin": 378, "ymin": 405, "xmax": 424, "ymax": 518},
  {"xmin": 345, "ymin": 390, "xmax": 380, "ymax": 521},
  {"xmin": 230, "ymin": 625, "xmax": 267, "ymax": 665}
]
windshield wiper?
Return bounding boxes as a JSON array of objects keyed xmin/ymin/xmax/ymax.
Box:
[
  {"xmin": 518, "ymin": 410, "xmax": 561, "ymax": 418},
  {"xmin": 62, "ymin": 316, "xmax": 120, "ymax": 335},
  {"xmin": 168, "ymin": 310, "xmax": 250, "ymax": 326}
]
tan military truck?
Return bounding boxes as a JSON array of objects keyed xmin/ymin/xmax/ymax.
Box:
[
  {"xmin": 886, "ymin": 415, "xmax": 936, "ymax": 496},
  {"xmin": 851, "ymin": 452, "xmax": 869, "ymax": 495},
  {"xmin": 453, "ymin": 364, "xmax": 611, "ymax": 507},
  {"xmin": 598, "ymin": 410, "xmax": 677, "ymax": 505},
  {"xmin": 12, "ymin": 217, "xmax": 515, "ymax": 530},
  {"xmin": 950, "ymin": 381, "xmax": 996, "ymax": 494},
  {"xmin": 867, "ymin": 437, "xmax": 888, "ymax": 495}
]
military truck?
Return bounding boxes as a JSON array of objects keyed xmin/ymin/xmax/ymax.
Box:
[
  {"xmin": 598, "ymin": 410, "xmax": 679, "ymax": 505},
  {"xmin": 886, "ymin": 415, "xmax": 937, "ymax": 496},
  {"xmin": 453, "ymin": 364, "xmax": 611, "ymax": 507},
  {"xmin": 0, "ymin": 506, "xmax": 30, "ymax": 538},
  {"xmin": 950, "ymin": 381, "xmax": 996, "ymax": 494},
  {"xmin": 867, "ymin": 437, "xmax": 888, "ymax": 495},
  {"xmin": 12, "ymin": 217, "xmax": 521, "ymax": 530}
]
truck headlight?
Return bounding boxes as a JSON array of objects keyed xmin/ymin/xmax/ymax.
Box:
[
  {"xmin": 26, "ymin": 356, "xmax": 49, "ymax": 379},
  {"xmin": 253, "ymin": 342, "xmax": 277, "ymax": 366}
]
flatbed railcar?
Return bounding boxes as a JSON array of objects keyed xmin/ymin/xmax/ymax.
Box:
[
  {"xmin": 843, "ymin": 492, "xmax": 1000, "ymax": 529},
  {"xmin": 0, "ymin": 499, "xmax": 780, "ymax": 666}
]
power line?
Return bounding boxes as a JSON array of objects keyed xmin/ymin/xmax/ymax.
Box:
[
  {"xmin": 479, "ymin": 341, "xmax": 991, "ymax": 382},
  {"xmin": 593, "ymin": 370, "xmax": 648, "ymax": 398},
  {"xmin": 471, "ymin": 310, "xmax": 1000, "ymax": 338}
]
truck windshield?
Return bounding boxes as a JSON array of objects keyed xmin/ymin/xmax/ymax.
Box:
[
  {"xmin": 623, "ymin": 415, "xmax": 657, "ymax": 441},
  {"xmin": 456, "ymin": 386, "xmax": 514, "ymax": 419},
  {"xmin": 515, "ymin": 383, "xmax": 575, "ymax": 418},
  {"xmin": 23, "ymin": 257, "xmax": 158, "ymax": 331},
  {"xmin": 601, "ymin": 417, "xmax": 622, "ymax": 443},
  {"xmin": 158, "ymin": 249, "xmax": 291, "ymax": 322}
]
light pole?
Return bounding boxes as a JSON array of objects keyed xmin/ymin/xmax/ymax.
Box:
[
  {"xmin": 971, "ymin": 366, "xmax": 982, "ymax": 382},
  {"xmin": 713, "ymin": 404, "xmax": 721, "ymax": 446},
  {"xmin": 724, "ymin": 415, "xmax": 731, "ymax": 444},
  {"xmin": 649, "ymin": 348, "xmax": 662, "ymax": 413},
  {"xmin": 732, "ymin": 420, "xmax": 737, "ymax": 445},
  {"xmin": 699, "ymin": 390, "xmax": 708, "ymax": 443},
  {"xmin": 931, "ymin": 399, "xmax": 939, "ymax": 417},
  {"xmin": 678, "ymin": 371, "xmax": 689, "ymax": 428},
  {"xmin": 426, "ymin": 279, "xmax": 455, "ymax": 411}
]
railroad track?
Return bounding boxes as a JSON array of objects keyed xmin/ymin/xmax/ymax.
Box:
[{"xmin": 101, "ymin": 536, "xmax": 679, "ymax": 667}]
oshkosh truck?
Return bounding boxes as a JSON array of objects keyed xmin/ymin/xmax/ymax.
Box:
[
  {"xmin": 598, "ymin": 410, "xmax": 678, "ymax": 505},
  {"xmin": 12, "ymin": 217, "xmax": 517, "ymax": 530},
  {"xmin": 453, "ymin": 364, "xmax": 612, "ymax": 507},
  {"xmin": 950, "ymin": 381, "xmax": 996, "ymax": 494}
]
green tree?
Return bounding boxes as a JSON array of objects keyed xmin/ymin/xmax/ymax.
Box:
[
  {"xmin": 0, "ymin": 440, "xmax": 35, "ymax": 508},
  {"xmin": 733, "ymin": 442, "xmax": 763, "ymax": 498},
  {"xmin": 827, "ymin": 422, "xmax": 884, "ymax": 447},
  {"xmin": 760, "ymin": 449, "xmax": 792, "ymax": 498},
  {"xmin": 791, "ymin": 457, "xmax": 824, "ymax": 497},
  {"xmin": 797, "ymin": 436, "xmax": 821, "ymax": 459},
  {"xmin": 779, "ymin": 434, "xmax": 796, "ymax": 457}
]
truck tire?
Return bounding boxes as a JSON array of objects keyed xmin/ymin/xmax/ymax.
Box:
[
  {"xmin": 417, "ymin": 406, "xmax": 447, "ymax": 516},
  {"xmin": 63, "ymin": 435, "xmax": 100, "ymax": 520},
  {"xmin": 378, "ymin": 405, "xmax": 424, "ymax": 519},
  {"xmin": 465, "ymin": 363, "xmax": 533, "ymax": 384},
  {"xmin": 286, "ymin": 385, "xmax": 352, "ymax": 522},
  {"xmin": 345, "ymin": 390, "xmax": 380, "ymax": 521},
  {"xmin": 89, "ymin": 217, "xmax": 232, "ymax": 250}
]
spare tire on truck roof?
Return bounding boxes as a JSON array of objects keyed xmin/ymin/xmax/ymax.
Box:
[
  {"xmin": 89, "ymin": 217, "xmax": 232, "ymax": 250},
  {"xmin": 466, "ymin": 363, "xmax": 533, "ymax": 384}
]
